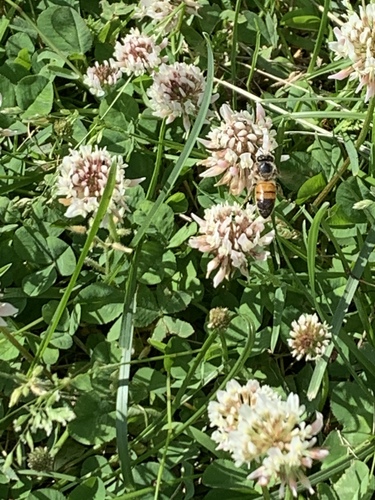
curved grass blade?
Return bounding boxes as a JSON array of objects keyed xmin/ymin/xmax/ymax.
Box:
[{"xmin": 307, "ymin": 202, "xmax": 329, "ymax": 307}]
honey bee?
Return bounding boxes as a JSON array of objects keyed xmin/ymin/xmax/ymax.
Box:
[{"xmin": 253, "ymin": 148, "xmax": 278, "ymax": 218}]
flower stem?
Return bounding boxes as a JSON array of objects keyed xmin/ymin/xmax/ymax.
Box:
[
  {"xmin": 146, "ymin": 118, "xmax": 167, "ymax": 201},
  {"xmin": 261, "ymin": 486, "xmax": 271, "ymax": 500}
]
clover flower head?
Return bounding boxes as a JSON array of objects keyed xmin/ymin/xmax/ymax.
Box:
[
  {"xmin": 208, "ymin": 379, "xmax": 329, "ymax": 498},
  {"xmin": 189, "ymin": 202, "xmax": 274, "ymax": 287},
  {"xmin": 329, "ymin": 3, "xmax": 375, "ymax": 101},
  {"xmin": 199, "ymin": 103, "xmax": 277, "ymax": 196},
  {"xmin": 147, "ymin": 62, "xmax": 208, "ymax": 131},
  {"xmin": 288, "ymin": 313, "xmax": 332, "ymax": 361},
  {"xmin": 54, "ymin": 145, "xmax": 144, "ymax": 227},
  {"xmin": 27, "ymin": 447, "xmax": 54, "ymax": 472},
  {"xmin": 135, "ymin": 0, "xmax": 200, "ymax": 31},
  {"xmin": 207, "ymin": 307, "xmax": 231, "ymax": 330},
  {"xmin": 114, "ymin": 28, "xmax": 168, "ymax": 76},
  {"xmin": 83, "ymin": 60, "xmax": 121, "ymax": 97},
  {"xmin": 0, "ymin": 299, "xmax": 18, "ymax": 326}
]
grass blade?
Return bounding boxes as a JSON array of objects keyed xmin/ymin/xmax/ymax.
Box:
[{"xmin": 307, "ymin": 227, "xmax": 375, "ymax": 400}]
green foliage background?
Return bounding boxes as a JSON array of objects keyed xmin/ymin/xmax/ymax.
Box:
[{"xmin": 1, "ymin": 0, "xmax": 375, "ymax": 499}]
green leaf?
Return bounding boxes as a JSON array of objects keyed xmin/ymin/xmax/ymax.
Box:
[
  {"xmin": 42, "ymin": 346, "xmax": 59, "ymax": 365},
  {"xmin": 54, "ymin": 243, "xmax": 77, "ymax": 276},
  {"xmin": 99, "ymin": 93, "xmax": 139, "ymax": 128},
  {"xmin": 333, "ymin": 461, "xmax": 375, "ymax": 500},
  {"xmin": 134, "ymin": 284, "xmax": 160, "ymax": 327},
  {"xmin": 49, "ymin": 331, "xmax": 73, "ymax": 350},
  {"xmin": 157, "ymin": 284, "xmax": 191, "ymax": 314},
  {"xmin": 331, "ymin": 381, "xmax": 373, "ymax": 445},
  {"xmin": 166, "ymin": 192, "xmax": 188, "ymax": 213},
  {"xmin": 238, "ymin": 12, "xmax": 267, "ymax": 45},
  {"xmin": 137, "ymin": 241, "xmax": 166, "ymax": 285},
  {"xmin": 22, "ymin": 264, "xmax": 57, "ymax": 296},
  {"xmin": 42, "ymin": 301, "xmax": 70, "ymax": 331},
  {"xmin": 68, "ymin": 392, "xmax": 116, "ymax": 445},
  {"xmin": 168, "ymin": 223, "xmax": 197, "ymax": 249},
  {"xmin": 321, "ymin": 430, "xmax": 351, "ymax": 470},
  {"xmin": 281, "ymin": 10, "xmax": 321, "ymax": 31},
  {"xmin": 16, "ymin": 75, "xmax": 53, "ymax": 119},
  {"xmin": 343, "ymin": 133, "xmax": 359, "ymax": 175},
  {"xmin": 37, "ymin": 6, "xmax": 92, "ymax": 55},
  {"xmin": 68, "ymin": 477, "xmax": 106, "ymax": 500},
  {"xmin": 133, "ymin": 200, "xmax": 175, "ymax": 243},
  {"xmin": 202, "ymin": 459, "xmax": 255, "ymax": 491},
  {"xmin": 132, "ymin": 367, "xmax": 167, "ymax": 395},
  {"xmin": 28, "ymin": 489, "xmax": 66, "ymax": 500},
  {"xmin": 0, "ymin": 332, "xmax": 25, "ymax": 361},
  {"xmin": 75, "ymin": 284, "xmax": 124, "ymax": 324},
  {"xmin": 336, "ymin": 177, "xmax": 368, "ymax": 223},
  {"xmin": 152, "ymin": 316, "xmax": 194, "ymax": 341},
  {"xmin": 6, "ymin": 33, "xmax": 34, "ymax": 59},
  {"xmin": 0, "ymin": 75, "xmax": 15, "ymax": 107},
  {"xmin": 296, "ymin": 172, "xmax": 326, "ymax": 204}
]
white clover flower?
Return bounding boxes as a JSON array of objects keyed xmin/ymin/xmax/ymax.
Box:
[
  {"xmin": 28, "ymin": 405, "xmax": 76, "ymax": 436},
  {"xmin": 329, "ymin": 3, "xmax": 375, "ymax": 101},
  {"xmin": 189, "ymin": 202, "xmax": 275, "ymax": 287},
  {"xmin": 288, "ymin": 313, "xmax": 332, "ymax": 361},
  {"xmin": 199, "ymin": 103, "xmax": 277, "ymax": 196},
  {"xmin": 134, "ymin": 0, "xmax": 200, "ymax": 31},
  {"xmin": 147, "ymin": 62, "xmax": 208, "ymax": 131},
  {"xmin": 0, "ymin": 299, "xmax": 18, "ymax": 326},
  {"xmin": 83, "ymin": 60, "xmax": 121, "ymax": 97},
  {"xmin": 114, "ymin": 28, "xmax": 168, "ymax": 76},
  {"xmin": 54, "ymin": 145, "xmax": 144, "ymax": 227},
  {"xmin": 208, "ymin": 379, "xmax": 329, "ymax": 498},
  {"xmin": 208, "ymin": 380, "xmax": 279, "ymax": 451}
]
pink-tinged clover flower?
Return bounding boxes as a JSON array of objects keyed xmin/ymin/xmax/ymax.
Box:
[
  {"xmin": 114, "ymin": 28, "xmax": 168, "ymax": 76},
  {"xmin": 199, "ymin": 103, "xmax": 277, "ymax": 196},
  {"xmin": 83, "ymin": 60, "xmax": 121, "ymax": 97},
  {"xmin": 147, "ymin": 62, "xmax": 210, "ymax": 131},
  {"xmin": 54, "ymin": 145, "xmax": 144, "ymax": 227},
  {"xmin": 188, "ymin": 202, "xmax": 274, "ymax": 287},
  {"xmin": 208, "ymin": 379, "xmax": 329, "ymax": 498},
  {"xmin": 288, "ymin": 313, "xmax": 332, "ymax": 361},
  {"xmin": 329, "ymin": 3, "xmax": 375, "ymax": 101}
]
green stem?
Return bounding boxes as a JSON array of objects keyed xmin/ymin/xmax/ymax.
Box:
[
  {"xmin": 154, "ymin": 372, "xmax": 172, "ymax": 500},
  {"xmin": 171, "ymin": 329, "xmax": 220, "ymax": 414},
  {"xmin": 246, "ymin": 31, "xmax": 261, "ymax": 91},
  {"xmin": 52, "ymin": 429, "xmax": 69, "ymax": 457},
  {"xmin": 307, "ymin": 0, "xmax": 330, "ymax": 74},
  {"xmin": 146, "ymin": 119, "xmax": 167, "ymax": 201},
  {"xmin": 231, "ymin": 0, "xmax": 241, "ymax": 109},
  {"xmin": 261, "ymin": 486, "xmax": 271, "ymax": 500}
]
